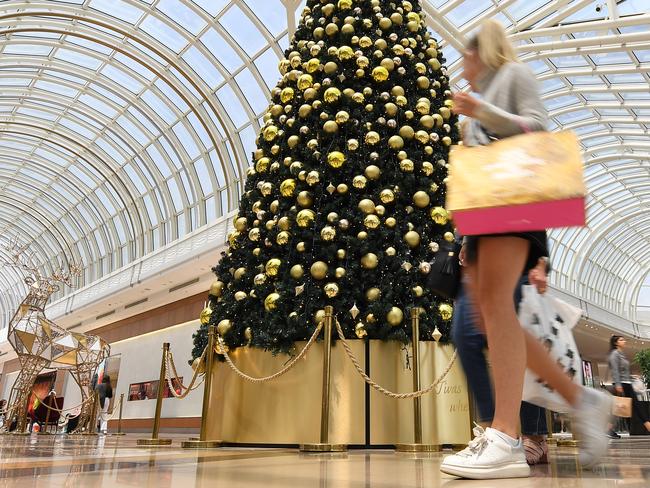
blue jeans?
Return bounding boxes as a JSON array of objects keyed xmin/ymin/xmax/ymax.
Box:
[{"xmin": 452, "ymin": 280, "xmax": 548, "ymax": 435}]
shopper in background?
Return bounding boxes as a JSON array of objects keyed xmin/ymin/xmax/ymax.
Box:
[
  {"xmin": 440, "ymin": 19, "xmax": 612, "ymax": 480},
  {"xmin": 96, "ymin": 375, "xmax": 113, "ymax": 434},
  {"xmin": 609, "ymin": 335, "xmax": 650, "ymax": 434}
]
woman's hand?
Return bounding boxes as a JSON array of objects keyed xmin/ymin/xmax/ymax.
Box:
[
  {"xmin": 452, "ymin": 92, "xmax": 481, "ymax": 117},
  {"xmin": 528, "ymin": 257, "xmax": 548, "ymax": 294}
]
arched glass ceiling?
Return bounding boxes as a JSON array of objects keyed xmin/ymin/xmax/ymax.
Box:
[{"xmin": 0, "ymin": 0, "xmax": 648, "ymax": 328}]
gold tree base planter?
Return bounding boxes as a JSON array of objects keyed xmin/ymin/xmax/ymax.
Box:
[{"xmin": 204, "ymin": 340, "xmax": 470, "ymax": 447}]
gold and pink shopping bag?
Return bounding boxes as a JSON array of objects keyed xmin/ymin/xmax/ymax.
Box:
[{"xmin": 446, "ymin": 131, "xmax": 586, "ymax": 235}]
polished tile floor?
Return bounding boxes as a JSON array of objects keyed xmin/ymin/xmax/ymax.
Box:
[{"xmin": 0, "ymin": 434, "xmax": 648, "ymax": 487}]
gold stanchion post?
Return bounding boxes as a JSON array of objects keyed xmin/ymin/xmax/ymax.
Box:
[
  {"xmin": 182, "ymin": 325, "xmax": 222, "ymax": 448},
  {"xmin": 41, "ymin": 392, "xmax": 54, "ymax": 435},
  {"xmin": 396, "ymin": 308, "xmax": 441, "ymax": 452},
  {"xmin": 300, "ymin": 305, "xmax": 347, "ymax": 452},
  {"xmin": 137, "ymin": 343, "xmax": 173, "ymax": 446},
  {"xmin": 545, "ymin": 408, "xmax": 557, "ymax": 446},
  {"xmin": 112, "ymin": 393, "xmax": 126, "ymax": 436},
  {"xmin": 82, "ymin": 390, "xmax": 99, "ymax": 435}
]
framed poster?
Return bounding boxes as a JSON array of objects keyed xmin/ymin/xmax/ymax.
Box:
[
  {"xmin": 582, "ymin": 360, "xmax": 594, "ymax": 388},
  {"xmin": 127, "ymin": 377, "xmax": 183, "ymax": 401}
]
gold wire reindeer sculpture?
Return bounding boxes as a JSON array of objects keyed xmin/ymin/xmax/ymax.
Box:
[{"xmin": 1, "ymin": 239, "xmax": 110, "ymax": 433}]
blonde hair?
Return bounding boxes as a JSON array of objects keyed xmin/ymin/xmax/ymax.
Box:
[{"xmin": 466, "ymin": 19, "xmax": 518, "ymax": 70}]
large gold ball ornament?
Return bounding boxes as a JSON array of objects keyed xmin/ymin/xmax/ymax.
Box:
[
  {"xmin": 399, "ymin": 126, "xmax": 415, "ymax": 139},
  {"xmin": 375, "ymin": 205, "xmax": 385, "ymax": 216},
  {"xmin": 217, "ymin": 319, "xmax": 233, "ymax": 336},
  {"xmin": 337, "ymin": 249, "xmax": 346, "ymax": 259},
  {"xmin": 276, "ymin": 231, "xmax": 290, "ymax": 245},
  {"xmin": 365, "ymin": 131, "xmax": 380, "ymax": 145},
  {"xmin": 364, "ymin": 214, "xmax": 380, "ymax": 229},
  {"xmin": 290, "ymin": 264, "xmax": 304, "ymax": 279},
  {"xmin": 324, "ymin": 87, "xmax": 341, "ymax": 103},
  {"xmin": 341, "ymin": 23, "xmax": 354, "ymax": 35},
  {"xmin": 325, "ymin": 22, "xmax": 339, "ymax": 36},
  {"xmin": 311, "ymin": 261, "xmax": 328, "ymax": 280},
  {"xmin": 296, "ymin": 242, "xmax": 306, "ymax": 252},
  {"xmin": 366, "ymin": 287, "xmax": 381, "ymax": 301},
  {"xmin": 361, "ymin": 253, "xmax": 378, "ymax": 269},
  {"xmin": 280, "ymin": 178, "xmax": 296, "ymax": 197},
  {"xmin": 263, "ymin": 125, "xmax": 278, "ymax": 141},
  {"xmin": 422, "ymin": 161, "xmax": 434, "ymax": 175},
  {"xmin": 305, "ymin": 58, "xmax": 320, "ymax": 73},
  {"xmin": 209, "ymin": 280, "xmax": 224, "ymax": 297},
  {"xmin": 264, "ymin": 293, "xmax": 280, "ymax": 311},
  {"xmin": 248, "ymin": 228, "xmax": 260, "ymax": 242},
  {"xmin": 388, "ymin": 135, "xmax": 405, "ymax": 150},
  {"xmin": 255, "ymin": 157, "xmax": 270, "ymax": 173},
  {"xmin": 357, "ymin": 231, "xmax": 368, "ymax": 240},
  {"xmin": 444, "ymin": 232, "xmax": 455, "ymax": 242},
  {"xmin": 280, "ymin": 88, "xmax": 294, "ymax": 103},
  {"xmin": 297, "ymin": 74, "xmax": 313, "ymax": 90},
  {"xmin": 324, "ymin": 282, "xmax": 339, "ymax": 298},
  {"xmin": 298, "ymin": 104, "xmax": 312, "ymax": 118},
  {"xmin": 327, "ymin": 151, "xmax": 346, "ymax": 168},
  {"xmin": 306, "ymin": 171, "xmax": 320, "ymax": 185},
  {"xmin": 442, "ymin": 136, "xmax": 452, "ymax": 146},
  {"xmin": 386, "ymin": 246, "xmax": 396, "ymax": 256},
  {"xmin": 372, "ymin": 66, "xmax": 389, "ymax": 82},
  {"xmin": 430, "ymin": 207, "xmax": 449, "ymax": 225},
  {"xmin": 278, "ymin": 216, "xmax": 291, "ymax": 231},
  {"xmin": 337, "ymin": 183, "xmax": 349, "ymax": 193},
  {"xmin": 265, "ymin": 258, "xmax": 281, "ymax": 276},
  {"xmin": 234, "ymin": 267, "xmax": 246, "ymax": 280},
  {"xmin": 260, "ymin": 182, "xmax": 273, "ymax": 196},
  {"xmin": 321, "ymin": 226, "xmax": 336, "ymax": 241},
  {"xmin": 235, "ymin": 291, "xmax": 247, "ymax": 301},
  {"xmin": 387, "ymin": 307, "xmax": 404, "ymax": 326},
  {"xmin": 358, "ymin": 198, "xmax": 376, "ymax": 214},
  {"xmin": 385, "ymin": 217, "xmax": 397, "ymax": 228},
  {"xmin": 323, "ymin": 61, "xmax": 338, "ymax": 75},
  {"xmin": 413, "ymin": 285, "xmax": 424, "ymax": 297},
  {"xmin": 297, "ymin": 209, "xmax": 316, "ymax": 227},
  {"xmin": 439, "ymin": 303, "xmax": 453, "ymax": 321},
  {"xmin": 335, "ymin": 267, "xmax": 346, "ymax": 278},
  {"xmin": 379, "ymin": 17, "xmax": 392, "ymax": 30},
  {"xmin": 254, "ymin": 273, "xmax": 267, "ymax": 286},
  {"xmin": 413, "ymin": 191, "xmax": 430, "ymax": 208},
  {"xmin": 359, "ymin": 36, "xmax": 372, "ymax": 48},
  {"xmin": 404, "ymin": 230, "xmax": 421, "ymax": 248},
  {"xmin": 365, "ymin": 165, "xmax": 381, "ymax": 180},
  {"xmin": 379, "ymin": 189, "xmax": 395, "ymax": 204},
  {"xmin": 200, "ymin": 305, "xmax": 212, "ymax": 325},
  {"xmin": 338, "ymin": 45, "xmax": 354, "ymax": 60},
  {"xmin": 323, "ymin": 120, "xmax": 339, "ymax": 133},
  {"xmin": 335, "ymin": 111, "xmax": 350, "ymax": 124},
  {"xmin": 297, "ymin": 191, "xmax": 313, "ymax": 207},
  {"xmin": 347, "ymin": 138, "xmax": 359, "ymax": 151}
]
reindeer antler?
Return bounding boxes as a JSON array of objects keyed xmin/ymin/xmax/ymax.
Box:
[
  {"xmin": 51, "ymin": 260, "xmax": 83, "ymax": 287},
  {"xmin": 1, "ymin": 236, "xmax": 40, "ymax": 278}
]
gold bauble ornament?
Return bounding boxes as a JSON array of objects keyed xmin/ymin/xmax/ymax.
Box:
[
  {"xmin": 359, "ymin": 36, "xmax": 372, "ymax": 48},
  {"xmin": 338, "ymin": 45, "xmax": 354, "ymax": 60},
  {"xmin": 444, "ymin": 232, "xmax": 455, "ymax": 242},
  {"xmin": 327, "ymin": 151, "xmax": 346, "ymax": 168},
  {"xmin": 439, "ymin": 106, "xmax": 451, "ymax": 119},
  {"xmin": 298, "ymin": 104, "xmax": 312, "ymax": 118},
  {"xmin": 255, "ymin": 157, "xmax": 270, "ymax": 173},
  {"xmin": 380, "ymin": 58, "xmax": 395, "ymax": 72},
  {"xmin": 375, "ymin": 205, "xmax": 385, "ymax": 216},
  {"xmin": 358, "ymin": 198, "xmax": 376, "ymax": 214},
  {"xmin": 263, "ymin": 125, "xmax": 278, "ymax": 141},
  {"xmin": 404, "ymin": 230, "xmax": 421, "ymax": 248},
  {"xmin": 399, "ymin": 125, "xmax": 415, "ymax": 139},
  {"xmin": 430, "ymin": 207, "xmax": 449, "ymax": 225},
  {"xmin": 413, "ymin": 285, "xmax": 424, "ymax": 297},
  {"xmin": 395, "ymin": 95, "xmax": 407, "ymax": 106},
  {"xmin": 337, "ymin": 183, "xmax": 349, "ymax": 193},
  {"xmin": 335, "ymin": 267, "xmax": 346, "ymax": 278},
  {"xmin": 290, "ymin": 264, "xmax": 304, "ymax": 279},
  {"xmin": 234, "ymin": 267, "xmax": 246, "ymax": 280},
  {"xmin": 341, "ymin": 23, "xmax": 354, "ymax": 35},
  {"xmin": 355, "ymin": 322, "xmax": 368, "ymax": 338},
  {"xmin": 335, "ymin": 111, "xmax": 350, "ymax": 124},
  {"xmin": 260, "ymin": 182, "xmax": 273, "ymax": 196},
  {"xmin": 306, "ymin": 171, "xmax": 320, "ymax": 185},
  {"xmin": 385, "ymin": 217, "xmax": 397, "ymax": 228},
  {"xmin": 297, "ymin": 191, "xmax": 313, "ymax": 207},
  {"xmin": 296, "ymin": 241, "xmax": 306, "ymax": 252},
  {"xmin": 442, "ymin": 136, "xmax": 452, "ymax": 146},
  {"xmin": 325, "ymin": 22, "xmax": 339, "ymax": 36},
  {"xmin": 264, "ymin": 293, "xmax": 280, "ymax": 311},
  {"xmin": 244, "ymin": 327, "xmax": 253, "ymax": 343},
  {"xmin": 379, "ymin": 189, "xmax": 395, "ymax": 204},
  {"xmin": 337, "ymin": 249, "xmax": 346, "ymax": 260},
  {"xmin": 200, "ymin": 305, "xmax": 212, "ymax": 325},
  {"xmin": 305, "ymin": 58, "xmax": 320, "ymax": 73},
  {"xmin": 361, "ymin": 253, "xmax": 378, "ymax": 269},
  {"xmin": 439, "ymin": 303, "xmax": 453, "ymax": 321},
  {"xmin": 217, "ymin": 319, "xmax": 233, "ymax": 336},
  {"xmin": 297, "ymin": 74, "xmax": 313, "ymax": 90},
  {"xmin": 321, "ymin": 226, "xmax": 336, "ymax": 241},
  {"xmin": 357, "ymin": 231, "xmax": 368, "ymax": 240},
  {"xmin": 366, "ymin": 287, "xmax": 381, "ymax": 301},
  {"xmin": 364, "ymin": 214, "xmax": 380, "ymax": 229},
  {"xmin": 297, "ymin": 209, "xmax": 316, "ymax": 227},
  {"xmin": 417, "ymin": 76, "xmax": 430, "ymax": 89},
  {"xmin": 365, "ymin": 165, "xmax": 381, "ymax": 180},
  {"xmin": 357, "ymin": 55, "xmax": 369, "ymax": 68},
  {"xmin": 372, "ymin": 66, "xmax": 389, "ymax": 82},
  {"xmin": 280, "ymin": 178, "xmax": 296, "ymax": 197},
  {"xmin": 324, "ymin": 282, "xmax": 339, "ymax": 298},
  {"xmin": 280, "ymin": 88, "xmax": 294, "ymax": 103},
  {"xmin": 365, "ymin": 131, "xmax": 380, "ymax": 145},
  {"xmin": 323, "ymin": 120, "xmax": 339, "ymax": 133},
  {"xmin": 379, "ymin": 17, "xmax": 392, "ymax": 30},
  {"xmin": 347, "ymin": 138, "xmax": 359, "ymax": 151},
  {"xmin": 314, "ymin": 309, "xmax": 326, "ymax": 325},
  {"xmin": 276, "ymin": 231, "xmax": 290, "ymax": 245},
  {"xmin": 311, "ymin": 261, "xmax": 328, "ymax": 280},
  {"xmin": 278, "ymin": 216, "xmax": 291, "ymax": 231},
  {"xmin": 387, "ymin": 307, "xmax": 404, "ymax": 326},
  {"xmin": 324, "ymin": 87, "xmax": 341, "ymax": 103},
  {"xmin": 367, "ymin": 313, "xmax": 376, "ymax": 323},
  {"xmin": 265, "ymin": 258, "xmax": 281, "ymax": 276},
  {"xmin": 248, "ymin": 228, "xmax": 260, "ymax": 241},
  {"xmin": 422, "ymin": 161, "xmax": 434, "ymax": 175},
  {"xmin": 254, "ymin": 273, "xmax": 267, "ymax": 285},
  {"xmin": 388, "ymin": 135, "xmax": 405, "ymax": 149},
  {"xmin": 386, "ymin": 246, "xmax": 396, "ymax": 256},
  {"xmin": 413, "ymin": 191, "xmax": 430, "ymax": 208},
  {"xmin": 415, "ymin": 130, "xmax": 429, "ymax": 144},
  {"xmin": 235, "ymin": 291, "xmax": 247, "ymax": 301},
  {"xmin": 210, "ymin": 280, "xmax": 224, "ymax": 297},
  {"xmin": 270, "ymin": 200, "xmax": 279, "ymax": 213}
]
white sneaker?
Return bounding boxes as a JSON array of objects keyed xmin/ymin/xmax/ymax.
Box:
[
  {"xmin": 440, "ymin": 425, "xmax": 530, "ymax": 479},
  {"xmin": 571, "ymin": 387, "xmax": 613, "ymax": 468}
]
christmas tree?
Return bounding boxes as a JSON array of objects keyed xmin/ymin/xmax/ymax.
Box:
[{"xmin": 192, "ymin": 0, "xmax": 458, "ymax": 360}]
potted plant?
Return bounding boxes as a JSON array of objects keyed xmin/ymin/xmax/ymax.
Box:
[{"xmin": 634, "ymin": 349, "xmax": 650, "ymax": 388}]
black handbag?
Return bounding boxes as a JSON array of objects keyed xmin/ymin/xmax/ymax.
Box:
[{"xmin": 426, "ymin": 241, "xmax": 462, "ymax": 299}]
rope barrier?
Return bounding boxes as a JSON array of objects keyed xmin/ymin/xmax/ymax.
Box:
[
  {"xmin": 165, "ymin": 346, "xmax": 206, "ymax": 399},
  {"xmin": 23, "ymin": 391, "xmax": 96, "ymax": 415},
  {"xmin": 334, "ymin": 318, "xmax": 458, "ymax": 399},
  {"xmin": 217, "ymin": 322, "xmax": 323, "ymax": 383}
]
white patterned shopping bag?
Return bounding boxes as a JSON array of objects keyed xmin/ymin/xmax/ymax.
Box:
[{"xmin": 519, "ymin": 285, "xmax": 583, "ymax": 413}]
